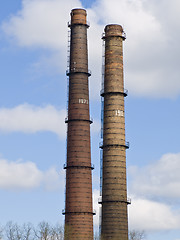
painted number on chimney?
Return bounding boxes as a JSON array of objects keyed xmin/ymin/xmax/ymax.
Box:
[
  {"xmin": 115, "ymin": 110, "xmax": 124, "ymax": 117},
  {"xmin": 79, "ymin": 98, "xmax": 88, "ymax": 104}
]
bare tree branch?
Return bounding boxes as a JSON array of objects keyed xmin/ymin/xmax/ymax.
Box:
[
  {"xmin": 129, "ymin": 230, "xmax": 146, "ymax": 240},
  {"xmin": 5, "ymin": 222, "xmax": 23, "ymax": 240}
]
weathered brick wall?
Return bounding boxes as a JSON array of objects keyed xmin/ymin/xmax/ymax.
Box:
[
  {"xmin": 101, "ymin": 24, "xmax": 129, "ymax": 240},
  {"xmin": 64, "ymin": 9, "xmax": 93, "ymax": 240}
]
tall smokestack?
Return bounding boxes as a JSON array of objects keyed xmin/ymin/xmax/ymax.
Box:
[
  {"xmin": 100, "ymin": 24, "xmax": 130, "ymax": 240},
  {"xmin": 63, "ymin": 9, "xmax": 94, "ymax": 240}
]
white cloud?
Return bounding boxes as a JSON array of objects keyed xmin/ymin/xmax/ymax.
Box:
[
  {"xmin": 129, "ymin": 197, "xmax": 180, "ymax": 231},
  {"xmin": 2, "ymin": 0, "xmax": 82, "ymax": 50},
  {"xmin": 1, "ymin": 0, "xmax": 82, "ymax": 73},
  {"xmin": 92, "ymin": 152, "xmax": 180, "ymax": 233},
  {"xmin": 92, "ymin": 188, "xmax": 180, "ymax": 232},
  {"xmin": 129, "ymin": 152, "xmax": 180, "ymax": 200},
  {"xmin": 0, "ymin": 104, "xmax": 100, "ymax": 137},
  {"xmin": 43, "ymin": 168, "xmax": 65, "ymax": 191},
  {"xmin": 91, "ymin": 0, "xmax": 180, "ymax": 98},
  {"xmin": 2, "ymin": 0, "xmax": 180, "ymax": 98},
  {"xmin": 0, "ymin": 104, "xmax": 66, "ymax": 138},
  {"xmin": 0, "ymin": 159, "xmax": 42, "ymax": 189},
  {"xmin": 127, "ymin": 152, "xmax": 180, "ymax": 232},
  {"xmin": 93, "ymin": 189, "xmax": 100, "ymax": 227},
  {"xmin": 0, "ymin": 158, "xmax": 64, "ymax": 191},
  {"xmin": 91, "ymin": 119, "xmax": 101, "ymax": 134}
]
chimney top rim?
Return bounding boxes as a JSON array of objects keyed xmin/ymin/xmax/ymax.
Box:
[
  {"xmin": 71, "ymin": 8, "xmax": 87, "ymax": 15},
  {"xmin": 104, "ymin": 24, "xmax": 123, "ymax": 31}
]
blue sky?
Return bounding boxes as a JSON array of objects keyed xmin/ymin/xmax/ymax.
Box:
[{"xmin": 1, "ymin": 0, "xmax": 180, "ymax": 239}]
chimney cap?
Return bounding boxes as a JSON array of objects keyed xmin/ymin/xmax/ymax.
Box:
[
  {"xmin": 103, "ymin": 24, "xmax": 125, "ymax": 39},
  {"xmin": 71, "ymin": 8, "xmax": 87, "ymax": 16},
  {"xmin": 70, "ymin": 8, "xmax": 88, "ymax": 26}
]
